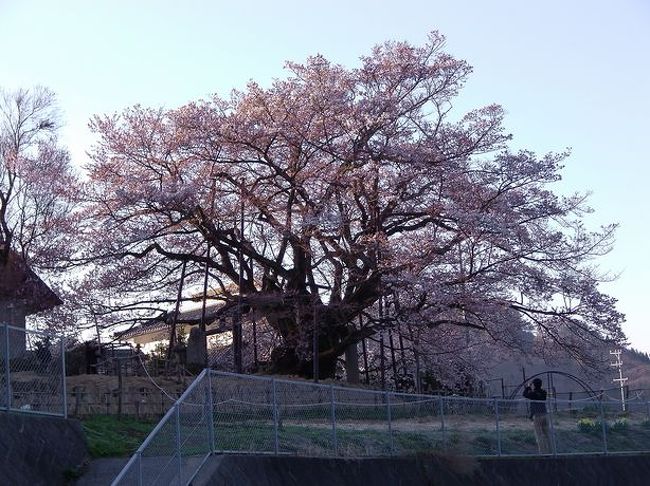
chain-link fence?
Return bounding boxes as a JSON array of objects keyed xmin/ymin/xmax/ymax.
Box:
[
  {"xmin": 112, "ymin": 368, "xmax": 214, "ymax": 486},
  {"xmin": 112, "ymin": 370, "xmax": 650, "ymax": 485},
  {"xmin": 0, "ymin": 322, "xmax": 66, "ymax": 417}
]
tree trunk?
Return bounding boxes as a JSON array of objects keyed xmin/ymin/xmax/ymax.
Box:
[
  {"xmin": 259, "ymin": 295, "xmax": 371, "ymax": 379},
  {"xmin": 344, "ymin": 342, "xmax": 360, "ymax": 384},
  {"xmin": 269, "ymin": 344, "xmax": 338, "ymax": 379}
]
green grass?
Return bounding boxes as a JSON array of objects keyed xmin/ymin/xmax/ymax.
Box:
[
  {"xmin": 81, "ymin": 415, "xmax": 158, "ymax": 458},
  {"xmin": 80, "ymin": 414, "xmax": 650, "ymax": 459}
]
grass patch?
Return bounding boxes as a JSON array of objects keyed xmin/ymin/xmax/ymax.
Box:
[
  {"xmin": 79, "ymin": 413, "xmax": 650, "ymax": 459},
  {"xmin": 81, "ymin": 415, "xmax": 157, "ymax": 458}
]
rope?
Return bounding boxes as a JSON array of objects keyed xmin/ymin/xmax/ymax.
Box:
[{"xmin": 136, "ymin": 353, "xmax": 179, "ymax": 403}]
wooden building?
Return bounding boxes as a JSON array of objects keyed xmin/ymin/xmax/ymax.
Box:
[{"xmin": 0, "ymin": 251, "xmax": 62, "ymax": 356}]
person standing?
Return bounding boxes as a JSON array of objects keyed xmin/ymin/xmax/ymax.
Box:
[{"xmin": 523, "ymin": 378, "xmax": 552, "ymax": 453}]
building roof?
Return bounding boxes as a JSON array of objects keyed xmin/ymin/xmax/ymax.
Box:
[
  {"xmin": 116, "ymin": 301, "xmax": 229, "ymax": 340},
  {"xmin": 0, "ymin": 250, "xmax": 63, "ymax": 315}
]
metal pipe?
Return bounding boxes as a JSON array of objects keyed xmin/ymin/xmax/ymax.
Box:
[
  {"xmin": 61, "ymin": 336, "xmax": 67, "ymax": 418},
  {"xmin": 548, "ymin": 398, "xmax": 557, "ymax": 456},
  {"xmin": 5, "ymin": 323, "xmax": 11, "ymax": 411},
  {"xmin": 312, "ymin": 301, "xmax": 319, "ymax": 383},
  {"xmin": 137, "ymin": 451, "xmax": 143, "ymax": 486},
  {"xmin": 439, "ymin": 396, "xmax": 446, "ymax": 451},
  {"xmin": 330, "ymin": 384, "xmax": 337, "ymax": 455},
  {"xmin": 272, "ymin": 379, "xmax": 279, "ymax": 454},
  {"xmin": 110, "ymin": 370, "xmax": 209, "ymax": 486},
  {"xmin": 495, "ymin": 398, "xmax": 501, "ymax": 456},
  {"xmin": 207, "ymin": 371, "xmax": 215, "ymax": 453},
  {"xmin": 386, "ymin": 391, "xmax": 394, "ymax": 455},
  {"xmin": 600, "ymin": 400, "xmax": 608, "ymax": 455},
  {"xmin": 176, "ymin": 403, "xmax": 182, "ymax": 485}
]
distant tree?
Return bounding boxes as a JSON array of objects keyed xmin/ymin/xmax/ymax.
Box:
[
  {"xmin": 627, "ymin": 347, "xmax": 650, "ymax": 365},
  {"xmin": 79, "ymin": 33, "xmax": 624, "ymax": 379}
]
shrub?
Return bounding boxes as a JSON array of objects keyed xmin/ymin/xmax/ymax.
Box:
[
  {"xmin": 610, "ymin": 418, "xmax": 629, "ymax": 431},
  {"xmin": 578, "ymin": 416, "xmax": 630, "ymax": 434},
  {"xmin": 577, "ymin": 417, "xmax": 600, "ymax": 434}
]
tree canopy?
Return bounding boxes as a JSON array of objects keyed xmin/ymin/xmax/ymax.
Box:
[
  {"xmin": 0, "ymin": 86, "xmax": 79, "ymax": 269},
  {"xmin": 0, "ymin": 86, "xmax": 83, "ymax": 334},
  {"xmin": 79, "ymin": 33, "xmax": 624, "ymax": 379}
]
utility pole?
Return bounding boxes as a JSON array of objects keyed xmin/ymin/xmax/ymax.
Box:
[{"xmin": 610, "ymin": 349, "xmax": 628, "ymax": 412}]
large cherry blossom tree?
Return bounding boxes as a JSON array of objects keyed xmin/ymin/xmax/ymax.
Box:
[{"xmin": 80, "ymin": 33, "xmax": 624, "ymax": 379}]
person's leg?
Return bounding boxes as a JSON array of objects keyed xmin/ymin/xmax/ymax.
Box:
[
  {"xmin": 532, "ymin": 415, "xmax": 544, "ymax": 453},
  {"xmin": 535, "ymin": 415, "xmax": 552, "ymax": 453}
]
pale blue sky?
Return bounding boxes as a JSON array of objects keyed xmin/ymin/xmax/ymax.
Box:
[{"xmin": 2, "ymin": 1, "xmax": 649, "ymax": 351}]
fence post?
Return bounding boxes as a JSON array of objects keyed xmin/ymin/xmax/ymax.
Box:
[
  {"xmin": 207, "ymin": 370, "xmax": 215, "ymax": 453},
  {"xmin": 272, "ymin": 379, "xmax": 279, "ymax": 455},
  {"xmin": 137, "ymin": 450, "xmax": 143, "ymax": 486},
  {"xmin": 547, "ymin": 398, "xmax": 557, "ymax": 456},
  {"xmin": 4, "ymin": 323, "xmax": 10, "ymax": 411},
  {"xmin": 494, "ymin": 398, "xmax": 501, "ymax": 456},
  {"xmin": 439, "ymin": 395, "xmax": 446, "ymax": 451},
  {"xmin": 60, "ymin": 336, "xmax": 67, "ymax": 418},
  {"xmin": 600, "ymin": 400, "xmax": 608, "ymax": 455},
  {"xmin": 330, "ymin": 384, "xmax": 337, "ymax": 456},
  {"xmin": 175, "ymin": 403, "xmax": 182, "ymax": 485},
  {"xmin": 386, "ymin": 391, "xmax": 394, "ymax": 455}
]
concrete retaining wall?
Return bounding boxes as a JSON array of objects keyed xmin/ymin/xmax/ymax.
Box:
[
  {"xmin": 0, "ymin": 411, "xmax": 88, "ymax": 485},
  {"xmin": 191, "ymin": 453, "xmax": 650, "ymax": 486}
]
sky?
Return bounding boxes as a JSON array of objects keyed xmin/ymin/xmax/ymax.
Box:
[{"xmin": 1, "ymin": 0, "xmax": 649, "ymax": 351}]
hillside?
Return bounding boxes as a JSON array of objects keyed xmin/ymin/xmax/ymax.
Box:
[{"xmin": 484, "ymin": 346, "xmax": 650, "ymax": 399}]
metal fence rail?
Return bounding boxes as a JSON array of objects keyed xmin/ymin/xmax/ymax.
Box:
[
  {"xmin": 112, "ymin": 370, "xmax": 650, "ymax": 485},
  {"xmin": 0, "ymin": 322, "xmax": 66, "ymax": 417},
  {"xmin": 112, "ymin": 369, "xmax": 213, "ymax": 486}
]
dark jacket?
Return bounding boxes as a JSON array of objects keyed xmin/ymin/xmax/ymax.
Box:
[{"xmin": 523, "ymin": 386, "xmax": 547, "ymax": 417}]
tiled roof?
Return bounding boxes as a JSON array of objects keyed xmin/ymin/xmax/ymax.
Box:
[{"xmin": 116, "ymin": 301, "xmax": 229, "ymax": 340}]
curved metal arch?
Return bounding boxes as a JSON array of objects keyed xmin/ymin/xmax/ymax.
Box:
[{"xmin": 508, "ymin": 370, "xmax": 599, "ymax": 400}]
